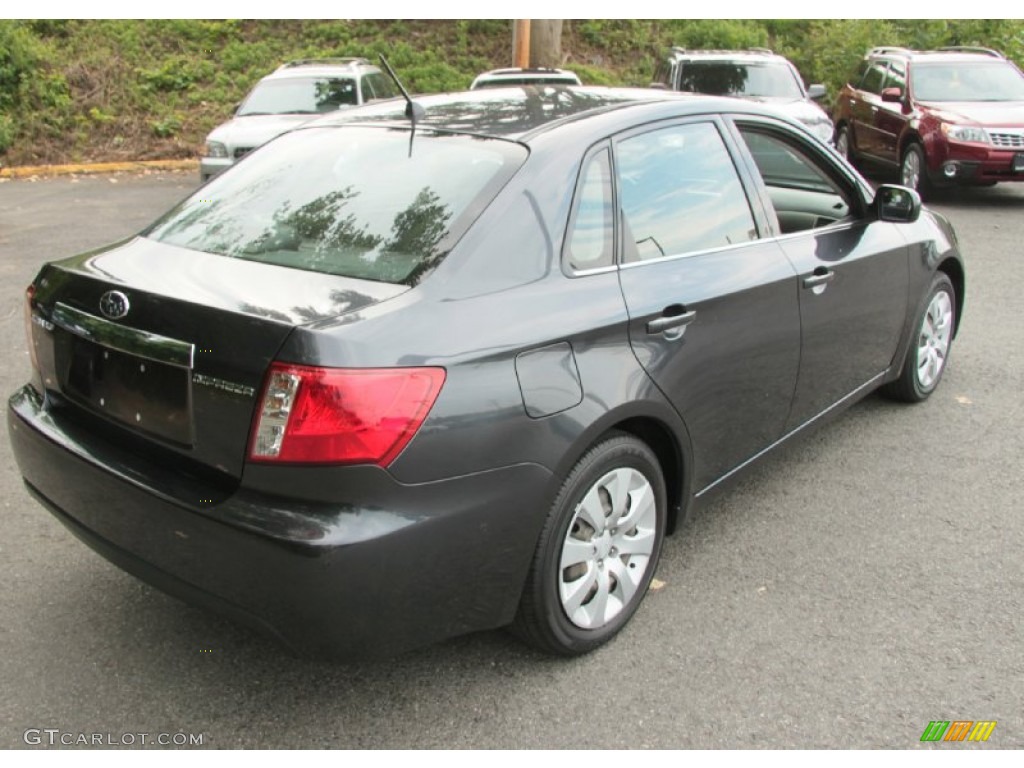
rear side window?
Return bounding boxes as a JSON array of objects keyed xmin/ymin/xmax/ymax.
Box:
[
  {"xmin": 147, "ymin": 127, "xmax": 527, "ymax": 284},
  {"xmin": 565, "ymin": 149, "xmax": 614, "ymax": 271},
  {"xmin": 616, "ymin": 122, "xmax": 756, "ymax": 262}
]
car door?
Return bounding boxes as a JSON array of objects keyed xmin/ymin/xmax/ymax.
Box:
[
  {"xmin": 873, "ymin": 60, "xmax": 909, "ymax": 163},
  {"xmin": 731, "ymin": 119, "xmax": 909, "ymax": 432},
  {"xmin": 613, "ymin": 119, "xmax": 801, "ymax": 493},
  {"xmin": 846, "ymin": 58, "xmax": 891, "ymax": 161}
]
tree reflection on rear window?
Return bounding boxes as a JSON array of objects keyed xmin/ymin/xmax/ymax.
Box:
[{"xmin": 146, "ymin": 127, "xmax": 526, "ymax": 285}]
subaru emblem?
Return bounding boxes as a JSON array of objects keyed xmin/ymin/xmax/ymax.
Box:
[{"xmin": 99, "ymin": 290, "xmax": 130, "ymax": 320}]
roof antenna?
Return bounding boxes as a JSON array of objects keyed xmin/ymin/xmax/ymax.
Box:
[{"xmin": 378, "ymin": 54, "xmax": 425, "ymax": 158}]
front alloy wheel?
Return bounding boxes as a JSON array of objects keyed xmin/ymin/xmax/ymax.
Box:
[
  {"xmin": 513, "ymin": 434, "xmax": 667, "ymax": 655},
  {"xmin": 901, "ymin": 143, "xmax": 932, "ymax": 199},
  {"xmin": 882, "ymin": 272, "xmax": 956, "ymax": 402}
]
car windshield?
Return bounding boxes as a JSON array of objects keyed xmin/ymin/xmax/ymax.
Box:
[
  {"xmin": 911, "ymin": 61, "xmax": 1024, "ymax": 102},
  {"xmin": 677, "ymin": 61, "xmax": 804, "ymax": 99},
  {"xmin": 146, "ymin": 127, "xmax": 526, "ymax": 285},
  {"xmin": 237, "ymin": 77, "xmax": 359, "ymax": 115}
]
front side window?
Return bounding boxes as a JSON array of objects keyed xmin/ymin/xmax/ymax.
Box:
[
  {"xmin": 616, "ymin": 122, "xmax": 756, "ymax": 262},
  {"xmin": 737, "ymin": 126, "xmax": 858, "ymax": 234},
  {"xmin": 147, "ymin": 127, "xmax": 527, "ymax": 284},
  {"xmin": 362, "ymin": 72, "xmax": 398, "ymax": 101},
  {"xmin": 238, "ymin": 77, "xmax": 359, "ymax": 116},
  {"xmin": 859, "ymin": 61, "xmax": 889, "ymax": 95}
]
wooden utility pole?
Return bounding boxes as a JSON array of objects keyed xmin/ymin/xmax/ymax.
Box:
[{"xmin": 513, "ymin": 19, "xmax": 531, "ymax": 67}]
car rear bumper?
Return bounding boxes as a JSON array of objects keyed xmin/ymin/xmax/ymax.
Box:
[{"xmin": 8, "ymin": 385, "xmax": 554, "ymax": 658}]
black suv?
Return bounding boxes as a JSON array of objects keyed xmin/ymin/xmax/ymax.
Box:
[{"xmin": 833, "ymin": 46, "xmax": 1024, "ymax": 196}]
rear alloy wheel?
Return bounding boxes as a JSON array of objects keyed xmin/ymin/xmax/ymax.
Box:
[
  {"xmin": 900, "ymin": 143, "xmax": 933, "ymax": 199},
  {"xmin": 882, "ymin": 272, "xmax": 955, "ymax": 402},
  {"xmin": 513, "ymin": 434, "xmax": 666, "ymax": 655}
]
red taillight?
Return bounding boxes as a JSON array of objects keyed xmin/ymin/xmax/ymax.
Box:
[{"xmin": 248, "ymin": 364, "xmax": 445, "ymax": 466}]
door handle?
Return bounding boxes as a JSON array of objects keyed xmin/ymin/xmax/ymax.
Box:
[
  {"xmin": 646, "ymin": 307, "xmax": 696, "ymax": 334},
  {"xmin": 802, "ymin": 269, "xmax": 836, "ymax": 289}
]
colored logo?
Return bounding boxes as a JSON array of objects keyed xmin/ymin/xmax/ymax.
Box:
[
  {"xmin": 920, "ymin": 721, "xmax": 996, "ymax": 742},
  {"xmin": 99, "ymin": 290, "xmax": 130, "ymax": 320}
]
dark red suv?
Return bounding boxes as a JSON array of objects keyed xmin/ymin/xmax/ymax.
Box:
[{"xmin": 833, "ymin": 46, "xmax": 1024, "ymax": 197}]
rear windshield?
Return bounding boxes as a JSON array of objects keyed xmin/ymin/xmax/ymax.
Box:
[
  {"xmin": 238, "ymin": 77, "xmax": 359, "ymax": 115},
  {"xmin": 147, "ymin": 126, "xmax": 526, "ymax": 284},
  {"xmin": 678, "ymin": 61, "xmax": 804, "ymax": 99},
  {"xmin": 912, "ymin": 61, "xmax": 1024, "ymax": 102}
]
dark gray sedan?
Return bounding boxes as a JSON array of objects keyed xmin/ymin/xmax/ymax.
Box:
[{"xmin": 8, "ymin": 87, "xmax": 964, "ymax": 658}]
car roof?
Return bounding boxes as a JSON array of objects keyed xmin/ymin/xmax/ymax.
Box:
[
  {"xmin": 263, "ymin": 58, "xmax": 379, "ymax": 81},
  {"xmin": 668, "ymin": 48, "xmax": 789, "ymax": 63},
  {"xmin": 866, "ymin": 46, "xmax": 1008, "ymax": 64},
  {"xmin": 307, "ymin": 86, "xmax": 806, "ymax": 142}
]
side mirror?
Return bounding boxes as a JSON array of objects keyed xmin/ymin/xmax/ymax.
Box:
[
  {"xmin": 807, "ymin": 84, "xmax": 827, "ymax": 100},
  {"xmin": 881, "ymin": 87, "xmax": 903, "ymax": 103},
  {"xmin": 876, "ymin": 184, "xmax": 921, "ymax": 223}
]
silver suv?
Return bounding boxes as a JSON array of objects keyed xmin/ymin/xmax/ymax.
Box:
[
  {"xmin": 200, "ymin": 58, "xmax": 397, "ymax": 180},
  {"xmin": 652, "ymin": 48, "xmax": 834, "ymax": 144}
]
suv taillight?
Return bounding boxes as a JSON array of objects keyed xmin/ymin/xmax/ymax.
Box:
[
  {"xmin": 248, "ymin": 363, "xmax": 445, "ymax": 466},
  {"xmin": 24, "ymin": 284, "xmax": 39, "ymax": 374}
]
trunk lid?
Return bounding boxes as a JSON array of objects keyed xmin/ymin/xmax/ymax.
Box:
[{"xmin": 28, "ymin": 236, "xmax": 406, "ymax": 478}]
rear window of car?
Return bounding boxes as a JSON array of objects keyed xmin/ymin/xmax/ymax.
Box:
[
  {"xmin": 237, "ymin": 77, "xmax": 359, "ymax": 115},
  {"xmin": 146, "ymin": 126, "xmax": 527, "ymax": 284}
]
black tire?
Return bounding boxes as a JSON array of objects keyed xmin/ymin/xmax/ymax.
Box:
[
  {"xmin": 882, "ymin": 272, "xmax": 956, "ymax": 403},
  {"xmin": 900, "ymin": 142, "xmax": 934, "ymax": 200},
  {"xmin": 512, "ymin": 433, "xmax": 667, "ymax": 656}
]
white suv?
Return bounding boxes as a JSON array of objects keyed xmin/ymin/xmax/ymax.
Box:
[
  {"xmin": 652, "ymin": 48, "xmax": 834, "ymax": 144},
  {"xmin": 200, "ymin": 58, "xmax": 397, "ymax": 180}
]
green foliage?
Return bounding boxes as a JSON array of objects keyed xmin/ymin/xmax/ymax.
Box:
[
  {"xmin": 0, "ymin": 114, "xmax": 15, "ymax": 153},
  {"xmin": 150, "ymin": 114, "xmax": 183, "ymax": 138},
  {"xmin": 4, "ymin": 19, "xmax": 1024, "ymax": 165}
]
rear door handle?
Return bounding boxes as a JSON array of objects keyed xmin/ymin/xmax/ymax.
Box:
[
  {"xmin": 802, "ymin": 269, "xmax": 836, "ymax": 289},
  {"xmin": 647, "ymin": 307, "xmax": 696, "ymax": 334}
]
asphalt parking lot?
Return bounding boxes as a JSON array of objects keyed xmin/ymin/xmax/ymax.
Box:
[{"xmin": 0, "ymin": 171, "xmax": 1021, "ymax": 749}]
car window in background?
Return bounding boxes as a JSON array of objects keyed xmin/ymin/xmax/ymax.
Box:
[
  {"xmin": 362, "ymin": 72, "xmax": 398, "ymax": 101},
  {"xmin": 237, "ymin": 77, "xmax": 359, "ymax": 115},
  {"xmin": 677, "ymin": 62, "xmax": 803, "ymax": 99},
  {"xmin": 859, "ymin": 61, "xmax": 889, "ymax": 95},
  {"xmin": 912, "ymin": 62, "xmax": 1024, "ymax": 101},
  {"xmin": 565, "ymin": 149, "xmax": 615, "ymax": 271},
  {"xmin": 617, "ymin": 122, "xmax": 756, "ymax": 262},
  {"xmin": 147, "ymin": 127, "xmax": 527, "ymax": 284},
  {"xmin": 885, "ymin": 61, "xmax": 907, "ymax": 92}
]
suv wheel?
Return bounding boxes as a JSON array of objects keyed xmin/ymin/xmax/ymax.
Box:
[{"xmin": 900, "ymin": 143, "xmax": 933, "ymax": 199}]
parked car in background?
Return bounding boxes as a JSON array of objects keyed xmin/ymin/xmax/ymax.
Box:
[
  {"xmin": 651, "ymin": 47, "xmax": 834, "ymax": 144},
  {"xmin": 833, "ymin": 46, "xmax": 1024, "ymax": 197},
  {"xmin": 470, "ymin": 67, "xmax": 581, "ymax": 89},
  {"xmin": 199, "ymin": 58, "xmax": 397, "ymax": 180},
  {"xmin": 11, "ymin": 87, "xmax": 963, "ymax": 659}
]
